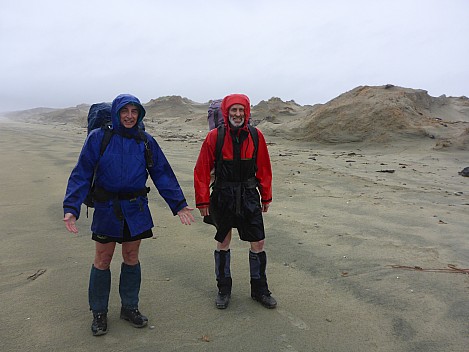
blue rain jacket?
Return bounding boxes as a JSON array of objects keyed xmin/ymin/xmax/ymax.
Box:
[{"xmin": 63, "ymin": 94, "xmax": 187, "ymax": 238}]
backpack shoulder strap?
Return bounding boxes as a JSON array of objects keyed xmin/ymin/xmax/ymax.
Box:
[
  {"xmin": 138, "ymin": 130, "xmax": 154, "ymax": 169},
  {"xmin": 247, "ymin": 124, "xmax": 259, "ymax": 161},
  {"xmin": 87, "ymin": 127, "xmax": 113, "ymax": 210},
  {"xmin": 214, "ymin": 124, "xmax": 225, "ymax": 176},
  {"xmin": 214, "ymin": 124, "xmax": 257, "ymax": 164},
  {"xmin": 99, "ymin": 126, "xmax": 114, "ymax": 156}
]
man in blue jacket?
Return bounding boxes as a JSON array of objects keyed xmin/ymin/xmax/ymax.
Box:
[{"xmin": 63, "ymin": 93, "xmax": 194, "ymax": 336}]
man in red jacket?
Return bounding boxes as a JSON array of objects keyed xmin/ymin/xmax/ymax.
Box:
[{"xmin": 194, "ymin": 94, "xmax": 277, "ymax": 309}]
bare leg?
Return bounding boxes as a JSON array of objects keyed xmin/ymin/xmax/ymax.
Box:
[
  {"xmin": 121, "ymin": 240, "xmax": 141, "ymax": 265},
  {"xmin": 250, "ymin": 239, "xmax": 265, "ymax": 253},
  {"xmin": 217, "ymin": 229, "xmax": 232, "ymax": 250},
  {"xmin": 94, "ymin": 242, "xmax": 116, "ymax": 270}
]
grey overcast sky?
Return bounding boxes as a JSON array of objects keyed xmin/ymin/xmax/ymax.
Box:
[{"xmin": 1, "ymin": 0, "xmax": 468, "ymax": 112}]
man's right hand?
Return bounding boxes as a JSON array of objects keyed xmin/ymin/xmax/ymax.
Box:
[{"xmin": 199, "ymin": 207, "xmax": 209, "ymax": 217}]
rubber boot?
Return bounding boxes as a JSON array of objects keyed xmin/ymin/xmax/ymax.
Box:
[
  {"xmin": 214, "ymin": 249, "xmax": 232, "ymax": 309},
  {"xmin": 119, "ymin": 262, "xmax": 148, "ymax": 328},
  {"xmin": 88, "ymin": 265, "xmax": 111, "ymax": 335},
  {"xmin": 249, "ymin": 251, "xmax": 277, "ymax": 309}
]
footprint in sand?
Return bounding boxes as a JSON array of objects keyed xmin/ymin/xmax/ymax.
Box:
[{"xmin": 277, "ymin": 309, "xmax": 310, "ymax": 330}]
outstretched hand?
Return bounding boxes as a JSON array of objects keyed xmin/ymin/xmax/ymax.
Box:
[
  {"xmin": 63, "ymin": 213, "xmax": 78, "ymax": 233},
  {"xmin": 177, "ymin": 206, "xmax": 195, "ymax": 225}
]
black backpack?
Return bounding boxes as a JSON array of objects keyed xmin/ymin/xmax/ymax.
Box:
[{"xmin": 84, "ymin": 103, "xmax": 152, "ymax": 208}]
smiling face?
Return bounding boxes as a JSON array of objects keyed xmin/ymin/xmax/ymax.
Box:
[
  {"xmin": 119, "ymin": 103, "xmax": 139, "ymax": 129},
  {"xmin": 228, "ymin": 104, "xmax": 245, "ymax": 127}
]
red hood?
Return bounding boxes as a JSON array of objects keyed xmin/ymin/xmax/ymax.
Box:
[{"xmin": 221, "ymin": 94, "xmax": 251, "ymax": 128}]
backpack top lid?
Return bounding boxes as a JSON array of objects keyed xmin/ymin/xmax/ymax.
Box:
[
  {"xmin": 87, "ymin": 102, "xmax": 112, "ymax": 134},
  {"xmin": 207, "ymin": 99, "xmax": 223, "ymax": 130}
]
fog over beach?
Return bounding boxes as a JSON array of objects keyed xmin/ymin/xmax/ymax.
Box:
[{"xmin": 1, "ymin": 1, "xmax": 468, "ymax": 112}]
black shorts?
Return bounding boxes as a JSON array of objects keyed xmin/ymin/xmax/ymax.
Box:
[
  {"xmin": 92, "ymin": 221, "xmax": 153, "ymax": 244},
  {"xmin": 205, "ymin": 187, "xmax": 265, "ymax": 243}
]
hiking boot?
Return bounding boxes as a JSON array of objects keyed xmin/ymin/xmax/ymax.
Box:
[
  {"xmin": 91, "ymin": 312, "xmax": 108, "ymax": 336},
  {"xmin": 252, "ymin": 293, "xmax": 277, "ymax": 309},
  {"xmin": 120, "ymin": 307, "xmax": 148, "ymax": 328},
  {"xmin": 215, "ymin": 292, "xmax": 231, "ymax": 309}
]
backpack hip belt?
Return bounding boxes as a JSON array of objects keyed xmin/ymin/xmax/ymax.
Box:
[
  {"xmin": 212, "ymin": 177, "xmax": 258, "ymax": 190},
  {"xmin": 93, "ymin": 186, "xmax": 150, "ymax": 202}
]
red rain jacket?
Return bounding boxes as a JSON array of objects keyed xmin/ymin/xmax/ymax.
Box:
[{"xmin": 194, "ymin": 94, "xmax": 272, "ymax": 208}]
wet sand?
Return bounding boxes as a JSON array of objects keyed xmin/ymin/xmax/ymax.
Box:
[{"xmin": 1, "ymin": 120, "xmax": 469, "ymax": 352}]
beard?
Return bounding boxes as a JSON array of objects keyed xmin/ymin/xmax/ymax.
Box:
[{"xmin": 229, "ymin": 116, "xmax": 245, "ymax": 127}]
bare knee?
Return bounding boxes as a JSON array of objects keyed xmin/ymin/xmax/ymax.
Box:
[
  {"xmin": 94, "ymin": 243, "xmax": 116, "ymax": 270},
  {"xmin": 217, "ymin": 230, "xmax": 232, "ymax": 251},
  {"xmin": 122, "ymin": 241, "xmax": 141, "ymax": 265},
  {"xmin": 250, "ymin": 240, "xmax": 265, "ymax": 253}
]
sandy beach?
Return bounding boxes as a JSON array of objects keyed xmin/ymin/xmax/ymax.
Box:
[{"xmin": 1, "ymin": 110, "xmax": 469, "ymax": 352}]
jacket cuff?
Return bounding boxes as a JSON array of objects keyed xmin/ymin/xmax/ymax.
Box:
[
  {"xmin": 172, "ymin": 199, "xmax": 188, "ymax": 216},
  {"xmin": 63, "ymin": 206, "xmax": 80, "ymax": 220},
  {"xmin": 196, "ymin": 202, "xmax": 210, "ymax": 208}
]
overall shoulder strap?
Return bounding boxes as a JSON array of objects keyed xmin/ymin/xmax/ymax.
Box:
[
  {"xmin": 214, "ymin": 124, "xmax": 225, "ymax": 175},
  {"xmin": 247, "ymin": 124, "xmax": 259, "ymax": 160}
]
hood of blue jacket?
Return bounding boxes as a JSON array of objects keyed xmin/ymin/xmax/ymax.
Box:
[{"xmin": 111, "ymin": 94, "xmax": 146, "ymax": 132}]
